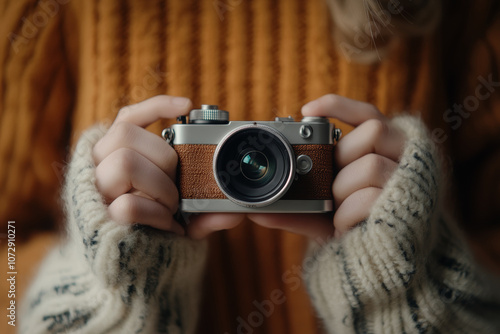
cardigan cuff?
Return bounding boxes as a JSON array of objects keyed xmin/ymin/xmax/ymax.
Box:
[
  {"xmin": 304, "ymin": 115, "xmax": 500, "ymax": 333},
  {"xmin": 62, "ymin": 124, "xmax": 207, "ymax": 298}
]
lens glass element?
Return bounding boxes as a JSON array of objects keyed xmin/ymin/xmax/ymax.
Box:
[{"xmin": 241, "ymin": 151, "xmax": 268, "ymax": 180}]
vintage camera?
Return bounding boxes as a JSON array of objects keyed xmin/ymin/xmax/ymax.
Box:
[{"xmin": 162, "ymin": 105, "xmax": 341, "ymax": 213}]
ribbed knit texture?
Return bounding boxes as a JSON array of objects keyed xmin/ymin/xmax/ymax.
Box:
[
  {"xmin": 19, "ymin": 117, "xmax": 500, "ymax": 333},
  {"xmin": 1, "ymin": 1, "xmax": 500, "ymax": 333},
  {"xmin": 305, "ymin": 116, "xmax": 500, "ymax": 333},
  {"xmin": 20, "ymin": 125, "xmax": 207, "ymax": 333}
]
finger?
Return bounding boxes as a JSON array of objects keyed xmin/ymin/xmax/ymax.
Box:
[
  {"xmin": 113, "ymin": 95, "xmax": 192, "ymax": 128},
  {"xmin": 301, "ymin": 94, "xmax": 386, "ymax": 126},
  {"xmin": 108, "ymin": 193, "xmax": 184, "ymax": 235},
  {"xmin": 93, "ymin": 121, "xmax": 177, "ymax": 178},
  {"xmin": 334, "ymin": 187, "xmax": 382, "ymax": 236},
  {"xmin": 334, "ymin": 118, "xmax": 406, "ymax": 168},
  {"xmin": 247, "ymin": 213, "xmax": 334, "ymax": 241},
  {"xmin": 95, "ymin": 148, "xmax": 179, "ymax": 213},
  {"xmin": 333, "ymin": 153, "xmax": 397, "ymax": 208},
  {"xmin": 186, "ymin": 213, "xmax": 246, "ymax": 240}
]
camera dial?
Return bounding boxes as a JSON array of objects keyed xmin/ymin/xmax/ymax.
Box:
[
  {"xmin": 301, "ymin": 116, "xmax": 329, "ymax": 123},
  {"xmin": 189, "ymin": 105, "xmax": 229, "ymax": 124}
]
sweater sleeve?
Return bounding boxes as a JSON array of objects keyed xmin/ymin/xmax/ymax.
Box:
[
  {"xmin": 20, "ymin": 125, "xmax": 207, "ymax": 334},
  {"xmin": 305, "ymin": 115, "xmax": 500, "ymax": 333}
]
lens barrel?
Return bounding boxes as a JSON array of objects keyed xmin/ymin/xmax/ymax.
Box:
[{"xmin": 213, "ymin": 124, "xmax": 296, "ymax": 207}]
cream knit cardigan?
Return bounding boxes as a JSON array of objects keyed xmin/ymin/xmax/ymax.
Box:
[{"xmin": 20, "ymin": 116, "xmax": 500, "ymax": 333}]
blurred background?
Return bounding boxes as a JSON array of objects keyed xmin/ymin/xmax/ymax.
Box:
[{"xmin": 1, "ymin": 0, "xmax": 499, "ymax": 333}]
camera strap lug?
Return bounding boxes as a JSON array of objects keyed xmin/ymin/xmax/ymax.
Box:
[
  {"xmin": 162, "ymin": 128, "xmax": 175, "ymax": 145},
  {"xmin": 332, "ymin": 127, "xmax": 342, "ymax": 144}
]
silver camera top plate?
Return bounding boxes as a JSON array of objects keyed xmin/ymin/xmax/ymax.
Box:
[{"xmin": 170, "ymin": 120, "xmax": 334, "ymax": 145}]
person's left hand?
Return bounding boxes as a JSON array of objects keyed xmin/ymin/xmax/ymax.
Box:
[{"xmin": 248, "ymin": 94, "xmax": 407, "ymax": 241}]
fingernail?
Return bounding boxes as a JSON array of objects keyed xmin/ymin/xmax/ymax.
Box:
[
  {"xmin": 172, "ymin": 97, "xmax": 190, "ymax": 108},
  {"xmin": 301, "ymin": 100, "xmax": 319, "ymax": 115}
]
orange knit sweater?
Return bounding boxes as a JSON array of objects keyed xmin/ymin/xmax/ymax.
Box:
[{"xmin": 1, "ymin": 0, "xmax": 500, "ymax": 333}]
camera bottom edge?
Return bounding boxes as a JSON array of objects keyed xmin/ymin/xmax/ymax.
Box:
[{"xmin": 180, "ymin": 199, "xmax": 333, "ymax": 213}]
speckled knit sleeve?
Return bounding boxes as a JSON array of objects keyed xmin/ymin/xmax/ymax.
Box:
[
  {"xmin": 20, "ymin": 125, "xmax": 207, "ymax": 334},
  {"xmin": 305, "ymin": 115, "xmax": 500, "ymax": 333}
]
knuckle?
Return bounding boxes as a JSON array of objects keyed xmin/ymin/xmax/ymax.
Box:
[
  {"xmin": 113, "ymin": 147, "xmax": 138, "ymax": 175},
  {"xmin": 323, "ymin": 94, "xmax": 341, "ymax": 107},
  {"xmin": 365, "ymin": 153, "xmax": 387, "ymax": 176},
  {"xmin": 111, "ymin": 121, "xmax": 135, "ymax": 140},
  {"xmin": 92, "ymin": 140, "xmax": 104, "ymax": 163},
  {"xmin": 116, "ymin": 105, "xmax": 133, "ymax": 120},
  {"xmin": 95, "ymin": 163, "xmax": 106, "ymax": 184},
  {"xmin": 365, "ymin": 118, "xmax": 388, "ymax": 140},
  {"xmin": 110, "ymin": 194, "xmax": 138, "ymax": 223},
  {"xmin": 93, "ymin": 122, "xmax": 136, "ymax": 163}
]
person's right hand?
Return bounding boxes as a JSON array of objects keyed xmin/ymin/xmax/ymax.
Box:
[
  {"xmin": 92, "ymin": 95, "xmax": 190, "ymax": 235},
  {"xmin": 92, "ymin": 95, "xmax": 245, "ymax": 238}
]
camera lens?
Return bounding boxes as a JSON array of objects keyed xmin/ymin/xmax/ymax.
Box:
[
  {"xmin": 241, "ymin": 151, "xmax": 269, "ymax": 180},
  {"xmin": 213, "ymin": 124, "xmax": 296, "ymax": 207}
]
